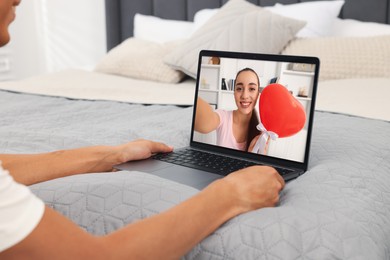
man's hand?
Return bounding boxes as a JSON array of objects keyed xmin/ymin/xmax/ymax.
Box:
[
  {"xmin": 218, "ymin": 166, "xmax": 285, "ymax": 214},
  {"xmin": 0, "ymin": 139, "xmax": 173, "ymax": 185},
  {"xmin": 115, "ymin": 139, "xmax": 173, "ymax": 164}
]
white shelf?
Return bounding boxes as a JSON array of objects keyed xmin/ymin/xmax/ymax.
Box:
[
  {"xmin": 199, "ymin": 88, "xmax": 217, "ymax": 92},
  {"xmin": 283, "ymin": 70, "xmax": 314, "ymax": 76},
  {"xmin": 201, "ymin": 64, "xmax": 220, "ymax": 69},
  {"xmin": 295, "ymin": 96, "xmax": 311, "ymax": 101}
]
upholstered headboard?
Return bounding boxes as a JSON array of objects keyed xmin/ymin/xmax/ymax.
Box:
[{"xmin": 105, "ymin": 0, "xmax": 390, "ymax": 51}]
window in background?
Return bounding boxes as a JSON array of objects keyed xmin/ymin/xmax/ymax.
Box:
[{"xmin": 8, "ymin": 0, "xmax": 106, "ymax": 80}]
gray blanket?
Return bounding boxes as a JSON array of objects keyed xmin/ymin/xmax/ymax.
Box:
[{"xmin": 1, "ymin": 90, "xmax": 390, "ymax": 259}]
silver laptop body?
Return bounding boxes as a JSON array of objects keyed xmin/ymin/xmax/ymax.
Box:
[{"xmin": 116, "ymin": 50, "xmax": 320, "ymax": 189}]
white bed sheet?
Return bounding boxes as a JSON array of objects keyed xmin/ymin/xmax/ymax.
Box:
[
  {"xmin": 0, "ymin": 69, "xmax": 196, "ymax": 106},
  {"xmin": 1, "ymin": 69, "xmax": 389, "ymax": 121},
  {"xmin": 316, "ymin": 77, "xmax": 390, "ymax": 121}
]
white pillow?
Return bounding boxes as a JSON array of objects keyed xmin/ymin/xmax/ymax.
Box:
[
  {"xmin": 193, "ymin": 8, "xmax": 219, "ymax": 31},
  {"xmin": 133, "ymin": 13, "xmax": 194, "ymax": 43},
  {"xmin": 330, "ymin": 18, "xmax": 390, "ymax": 37},
  {"xmin": 193, "ymin": 1, "xmax": 345, "ymax": 38},
  {"xmin": 95, "ymin": 38, "xmax": 185, "ymax": 83},
  {"xmin": 267, "ymin": 0, "xmax": 345, "ymax": 37},
  {"xmin": 164, "ymin": 0, "xmax": 306, "ymax": 79}
]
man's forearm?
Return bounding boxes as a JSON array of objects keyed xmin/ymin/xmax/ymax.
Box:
[
  {"xmin": 0, "ymin": 146, "xmax": 120, "ymax": 185},
  {"xmin": 1, "ymin": 178, "xmax": 242, "ymax": 260},
  {"xmin": 99, "ymin": 178, "xmax": 241, "ymax": 259},
  {"xmin": 1, "ymin": 166, "xmax": 283, "ymax": 260}
]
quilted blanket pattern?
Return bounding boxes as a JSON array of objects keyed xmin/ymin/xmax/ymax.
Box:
[
  {"xmin": 1, "ymin": 90, "xmax": 390, "ymax": 259},
  {"xmin": 30, "ymin": 171, "xmax": 198, "ymax": 235}
]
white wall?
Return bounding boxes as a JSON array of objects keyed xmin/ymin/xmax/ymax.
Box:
[{"xmin": 7, "ymin": 0, "xmax": 106, "ymax": 80}]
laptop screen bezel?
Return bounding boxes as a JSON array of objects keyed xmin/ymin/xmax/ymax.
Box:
[{"xmin": 190, "ymin": 50, "xmax": 320, "ymax": 171}]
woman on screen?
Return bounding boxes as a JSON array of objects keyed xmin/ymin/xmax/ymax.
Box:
[{"xmin": 195, "ymin": 68, "xmax": 264, "ymax": 152}]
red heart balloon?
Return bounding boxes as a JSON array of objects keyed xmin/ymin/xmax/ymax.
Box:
[{"xmin": 259, "ymin": 83, "xmax": 306, "ymax": 138}]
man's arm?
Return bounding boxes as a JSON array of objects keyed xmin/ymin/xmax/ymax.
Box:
[
  {"xmin": 0, "ymin": 166, "xmax": 284, "ymax": 260},
  {"xmin": 0, "ymin": 139, "xmax": 173, "ymax": 185}
]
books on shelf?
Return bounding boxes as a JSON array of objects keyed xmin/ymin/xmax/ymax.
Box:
[{"xmin": 222, "ymin": 78, "xmax": 235, "ymax": 91}]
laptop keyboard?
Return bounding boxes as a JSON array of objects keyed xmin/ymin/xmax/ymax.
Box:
[{"xmin": 152, "ymin": 148, "xmax": 294, "ymax": 176}]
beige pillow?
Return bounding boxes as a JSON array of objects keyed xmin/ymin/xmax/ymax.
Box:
[
  {"xmin": 282, "ymin": 35, "xmax": 390, "ymax": 81},
  {"xmin": 164, "ymin": 0, "xmax": 306, "ymax": 79},
  {"xmin": 95, "ymin": 38, "xmax": 185, "ymax": 83}
]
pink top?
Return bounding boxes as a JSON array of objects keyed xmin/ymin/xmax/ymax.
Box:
[{"xmin": 215, "ymin": 110, "xmax": 247, "ymax": 151}]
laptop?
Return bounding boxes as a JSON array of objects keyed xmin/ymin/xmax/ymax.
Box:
[{"xmin": 116, "ymin": 50, "xmax": 320, "ymax": 189}]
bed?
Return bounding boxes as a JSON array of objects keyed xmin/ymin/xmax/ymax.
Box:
[{"xmin": 1, "ymin": 0, "xmax": 390, "ymax": 259}]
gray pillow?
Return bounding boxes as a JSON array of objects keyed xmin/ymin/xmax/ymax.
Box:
[
  {"xmin": 164, "ymin": 0, "xmax": 306, "ymax": 79},
  {"xmin": 282, "ymin": 35, "xmax": 390, "ymax": 81}
]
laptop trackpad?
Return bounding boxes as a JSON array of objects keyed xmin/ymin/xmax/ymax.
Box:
[
  {"xmin": 116, "ymin": 160, "xmax": 222, "ymax": 189},
  {"xmin": 152, "ymin": 165, "xmax": 221, "ymax": 189}
]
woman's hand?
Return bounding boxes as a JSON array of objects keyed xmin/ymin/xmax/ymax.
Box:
[
  {"xmin": 248, "ymin": 133, "xmax": 270, "ymax": 154},
  {"xmin": 248, "ymin": 134, "xmax": 261, "ymax": 153}
]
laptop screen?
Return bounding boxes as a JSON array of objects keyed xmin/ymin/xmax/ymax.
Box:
[{"xmin": 191, "ymin": 50, "xmax": 319, "ymax": 166}]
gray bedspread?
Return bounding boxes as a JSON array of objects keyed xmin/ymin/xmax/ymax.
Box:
[{"xmin": 1, "ymin": 90, "xmax": 390, "ymax": 259}]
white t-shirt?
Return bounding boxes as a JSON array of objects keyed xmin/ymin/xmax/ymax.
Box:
[{"xmin": 0, "ymin": 163, "xmax": 45, "ymax": 252}]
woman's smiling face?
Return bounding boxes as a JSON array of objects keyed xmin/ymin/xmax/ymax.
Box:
[{"xmin": 234, "ymin": 70, "xmax": 260, "ymax": 115}]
